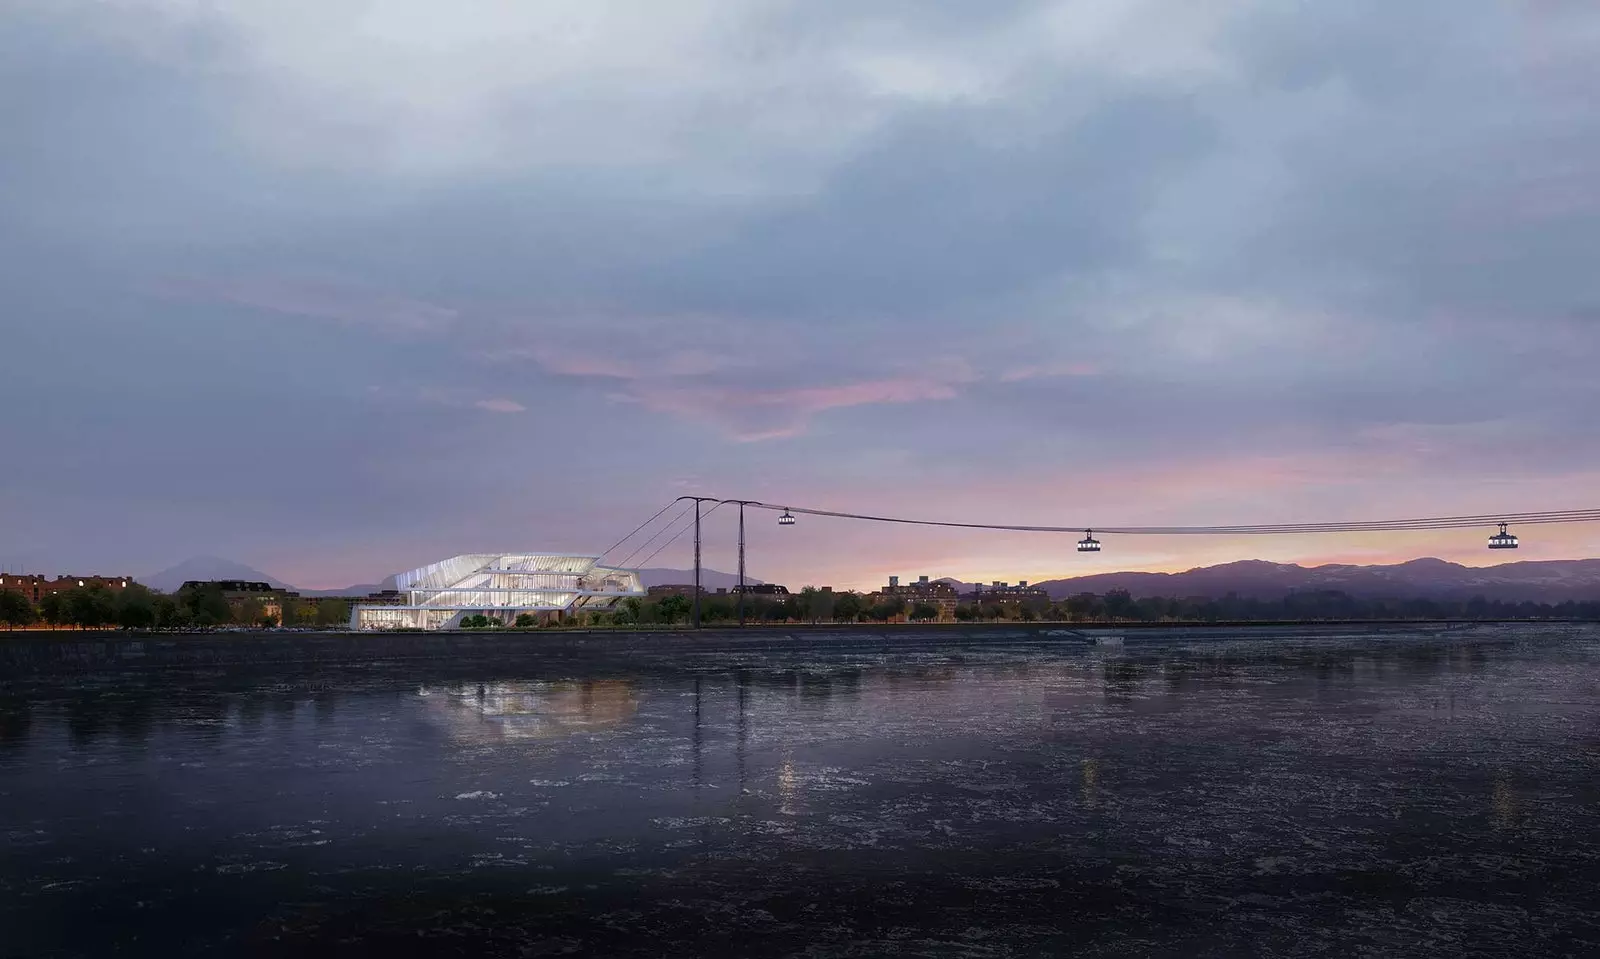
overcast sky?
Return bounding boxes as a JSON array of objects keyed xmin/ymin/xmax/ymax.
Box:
[{"xmin": 2, "ymin": 0, "xmax": 1598, "ymax": 589}]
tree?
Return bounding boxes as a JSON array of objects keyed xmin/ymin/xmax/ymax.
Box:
[
  {"xmin": 514, "ymin": 613, "xmax": 538, "ymax": 628},
  {"xmin": 953, "ymin": 603, "xmax": 976, "ymax": 622},
  {"xmin": 116, "ymin": 584, "xmax": 157, "ymax": 630},
  {"xmin": 702, "ymin": 596, "xmax": 735, "ymax": 623},
  {"xmin": 1065, "ymin": 592, "xmax": 1101, "ymax": 622},
  {"xmin": 832, "ymin": 592, "xmax": 863, "ymax": 623},
  {"xmin": 867, "ymin": 595, "xmax": 906, "ymax": 622},
  {"xmin": 910, "ymin": 602, "xmax": 939, "ymax": 622},
  {"xmin": 796, "ymin": 586, "xmax": 832, "ymax": 624},
  {"xmin": 281, "ymin": 600, "xmax": 307, "ymax": 627},
  {"xmin": 656, "ymin": 594, "xmax": 690, "ymax": 624},
  {"xmin": 234, "ymin": 596, "xmax": 264, "ymax": 628},
  {"xmin": 314, "ymin": 598, "xmax": 349, "ymax": 627},
  {"xmin": 66, "ymin": 587, "xmax": 118, "ymax": 629},
  {"xmin": 0, "ymin": 591, "xmax": 37, "ymax": 629},
  {"xmin": 39, "ymin": 592, "xmax": 68, "ymax": 627},
  {"xmin": 176, "ymin": 585, "xmax": 233, "ymax": 626},
  {"xmin": 1103, "ymin": 588, "xmax": 1136, "ymax": 620}
]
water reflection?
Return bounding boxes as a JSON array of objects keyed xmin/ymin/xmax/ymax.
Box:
[
  {"xmin": 418, "ymin": 680, "xmax": 639, "ymax": 742},
  {"xmin": 1491, "ymin": 775, "xmax": 1518, "ymax": 831},
  {"xmin": 3, "ymin": 628, "xmax": 1599, "ymax": 957}
]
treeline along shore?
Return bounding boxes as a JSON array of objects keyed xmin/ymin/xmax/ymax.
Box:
[{"xmin": 4, "ymin": 580, "xmax": 1600, "ymax": 633}]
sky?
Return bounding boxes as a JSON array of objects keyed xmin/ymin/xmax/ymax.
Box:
[{"xmin": 2, "ymin": 0, "xmax": 1598, "ymax": 591}]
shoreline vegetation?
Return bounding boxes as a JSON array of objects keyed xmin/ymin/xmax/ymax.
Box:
[{"xmin": 3, "ymin": 582, "xmax": 1600, "ymax": 633}]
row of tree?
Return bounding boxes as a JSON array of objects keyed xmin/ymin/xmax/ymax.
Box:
[
  {"xmin": 7, "ymin": 582, "xmax": 1598, "ymax": 632},
  {"xmin": 561, "ymin": 588, "xmax": 1600, "ymax": 627},
  {"xmin": 0, "ymin": 584, "xmax": 352, "ymax": 630}
]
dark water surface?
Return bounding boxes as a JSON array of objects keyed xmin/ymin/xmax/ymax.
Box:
[{"xmin": 4, "ymin": 626, "xmax": 1600, "ymax": 957}]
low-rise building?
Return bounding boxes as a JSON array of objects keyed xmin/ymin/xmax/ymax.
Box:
[
  {"xmin": 963, "ymin": 580, "xmax": 1051, "ymax": 610},
  {"xmin": 353, "ymin": 553, "xmax": 645, "ymax": 630},
  {"xmin": 1, "ymin": 573, "xmax": 135, "ymax": 604},
  {"xmin": 870, "ymin": 574, "xmax": 959, "ymax": 622},
  {"xmin": 180, "ymin": 580, "xmax": 298, "ymax": 622}
]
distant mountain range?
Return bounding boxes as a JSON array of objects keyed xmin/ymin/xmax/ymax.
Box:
[
  {"xmin": 1028, "ymin": 558, "xmax": 1600, "ymax": 604},
  {"xmin": 140, "ymin": 556, "xmax": 755, "ymax": 595}
]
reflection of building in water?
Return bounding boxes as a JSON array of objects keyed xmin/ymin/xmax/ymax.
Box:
[
  {"xmin": 777, "ymin": 758, "xmax": 799, "ymax": 816},
  {"xmin": 419, "ymin": 680, "xmax": 638, "ymax": 742},
  {"xmin": 1081, "ymin": 757, "xmax": 1100, "ymax": 808}
]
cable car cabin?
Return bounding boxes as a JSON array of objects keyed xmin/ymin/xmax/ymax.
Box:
[
  {"xmin": 778, "ymin": 510, "xmax": 796, "ymax": 526},
  {"xmin": 1077, "ymin": 530, "xmax": 1101, "ymax": 553},
  {"xmin": 1487, "ymin": 523, "xmax": 1518, "ymax": 549}
]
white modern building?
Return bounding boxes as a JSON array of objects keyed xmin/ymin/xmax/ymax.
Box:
[{"xmin": 352, "ymin": 553, "xmax": 645, "ymax": 630}]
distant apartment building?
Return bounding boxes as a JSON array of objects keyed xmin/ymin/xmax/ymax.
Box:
[
  {"xmin": 963, "ymin": 580, "xmax": 1051, "ymax": 609},
  {"xmin": 730, "ymin": 583, "xmax": 790, "ymax": 596},
  {"xmin": 870, "ymin": 574, "xmax": 959, "ymax": 622},
  {"xmin": 0, "ymin": 573, "xmax": 135, "ymax": 604},
  {"xmin": 181, "ymin": 580, "xmax": 298, "ymax": 621}
]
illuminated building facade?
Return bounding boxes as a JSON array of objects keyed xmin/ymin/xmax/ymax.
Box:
[
  {"xmin": 352, "ymin": 553, "xmax": 645, "ymax": 630},
  {"xmin": 0, "ymin": 574, "xmax": 134, "ymax": 605}
]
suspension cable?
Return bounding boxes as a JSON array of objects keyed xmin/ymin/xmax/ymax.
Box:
[
  {"xmin": 735, "ymin": 502, "xmax": 1600, "ymax": 535},
  {"xmin": 615, "ymin": 501, "xmax": 696, "ymax": 568},
  {"xmin": 599, "ymin": 500, "xmax": 680, "ymax": 560},
  {"xmin": 635, "ymin": 501, "xmax": 727, "ymax": 568}
]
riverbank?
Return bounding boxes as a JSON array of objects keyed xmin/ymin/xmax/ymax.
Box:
[{"xmin": 1, "ymin": 620, "xmax": 1584, "ymax": 674}]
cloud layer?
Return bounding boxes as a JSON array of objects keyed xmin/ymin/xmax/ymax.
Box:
[{"xmin": 2, "ymin": 0, "xmax": 1598, "ymax": 587}]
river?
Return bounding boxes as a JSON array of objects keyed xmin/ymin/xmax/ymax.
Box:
[{"xmin": 3, "ymin": 625, "xmax": 1598, "ymax": 956}]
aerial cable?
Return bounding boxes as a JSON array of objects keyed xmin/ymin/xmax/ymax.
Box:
[
  {"xmin": 635, "ymin": 501, "xmax": 727, "ymax": 569},
  {"xmin": 599, "ymin": 500, "xmax": 680, "ymax": 560},
  {"xmin": 616, "ymin": 501, "xmax": 696, "ymax": 568},
  {"xmin": 738, "ymin": 502, "xmax": 1600, "ymax": 535}
]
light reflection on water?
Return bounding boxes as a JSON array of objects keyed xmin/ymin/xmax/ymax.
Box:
[
  {"xmin": 2, "ymin": 626, "xmax": 1599, "ymax": 957},
  {"xmin": 419, "ymin": 680, "xmax": 640, "ymax": 742}
]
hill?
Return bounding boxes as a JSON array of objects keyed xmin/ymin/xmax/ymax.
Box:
[
  {"xmin": 140, "ymin": 556, "xmax": 295, "ymax": 594},
  {"xmin": 1030, "ymin": 558, "xmax": 1600, "ymax": 603},
  {"xmin": 636, "ymin": 568, "xmax": 762, "ymax": 590}
]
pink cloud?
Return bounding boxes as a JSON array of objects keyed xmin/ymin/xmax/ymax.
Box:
[
  {"xmin": 628, "ymin": 376, "xmax": 960, "ymax": 441},
  {"xmin": 507, "ymin": 333, "xmax": 969, "ymax": 440}
]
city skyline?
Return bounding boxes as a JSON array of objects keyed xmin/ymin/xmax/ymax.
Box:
[{"xmin": 3, "ymin": 2, "xmax": 1599, "ymax": 589}]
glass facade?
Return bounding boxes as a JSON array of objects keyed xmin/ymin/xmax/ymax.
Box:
[{"xmin": 352, "ymin": 554, "xmax": 645, "ymax": 630}]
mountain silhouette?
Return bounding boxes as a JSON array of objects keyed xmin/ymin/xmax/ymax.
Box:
[
  {"xmin": 140, "ymin": 555, "xmax": 294, "ymax": 593},
  {"xmin": 1031, "ymin": 558, "xmax": 1600, "ymax": 603}
]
